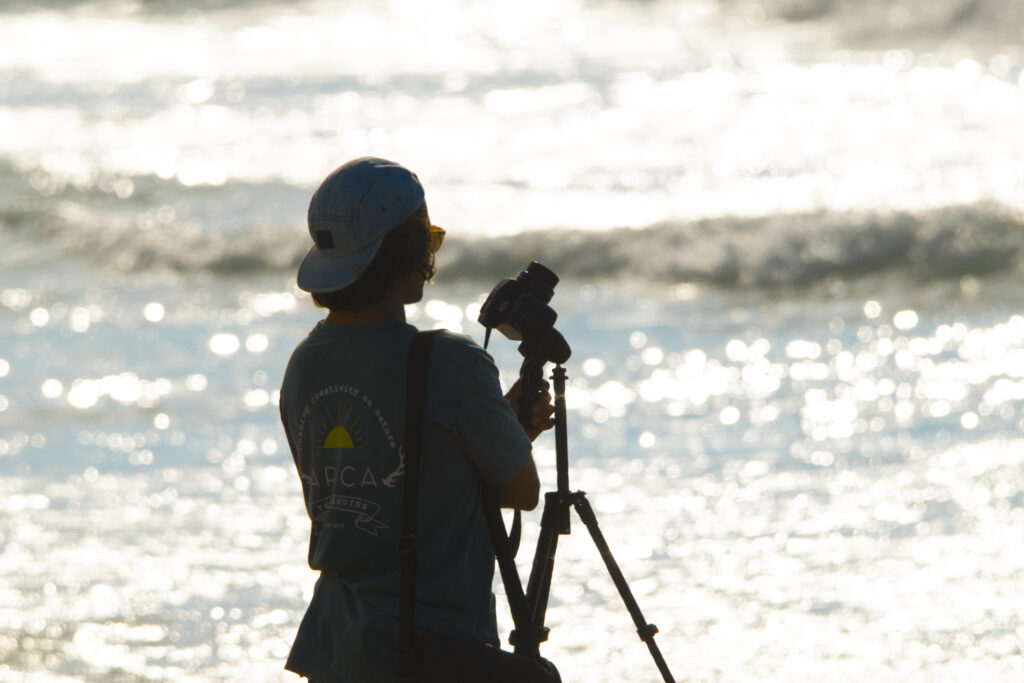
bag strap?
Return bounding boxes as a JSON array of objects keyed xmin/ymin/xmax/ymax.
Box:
[
  {"xmin": 482, "ymin": 487, "xmax": 538, "ymax": 648},
  {"xmin": 397, "ymin": 330, "xmax": 441, "ymax": 682}
]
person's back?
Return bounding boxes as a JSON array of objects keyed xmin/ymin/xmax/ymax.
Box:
[
  {"xmin": 281, "ymin": 321, "xmax": 535, "ymax": 680},
  {"xmin": 279, "ymin": 158, "xmax": 553, "ymax": 683}
]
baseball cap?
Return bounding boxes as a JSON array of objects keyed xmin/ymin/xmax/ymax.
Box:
[{"xmin": 297, "ymin": 157, "xmax": 426, "ymax": 293}]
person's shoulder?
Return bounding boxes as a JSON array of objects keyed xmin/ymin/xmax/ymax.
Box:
[
  {"xmin": 283, "ymin": 324, "xmax": 323, "ymax": 366},
  {"xmin": 429, "ymin": 328, "xmax": 485, "ymax": 353},
  {"xmin": 429, "ymin": 328, "xmax": 481, "ymax": 348},
  {"xmin": 290, "ymin": 321, "xmax": 334, "ymax": 349},
  {"xmin": 426, "ymin": 328, "xmax": 495, "ymax": 368}
]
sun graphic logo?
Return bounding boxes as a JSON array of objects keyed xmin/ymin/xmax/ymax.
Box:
[
  {"xmin": 316, "ymin": 403, "xmax": 367, "ymax": 456},
  {"xmin": 324, "ymin": 424, "xmax": 356, "ymax": 449}
]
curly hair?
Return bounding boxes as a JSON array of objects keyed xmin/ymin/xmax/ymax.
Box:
[{"xmin": 311, "ymin": 203, "xmax": 434, "ymax": 312}]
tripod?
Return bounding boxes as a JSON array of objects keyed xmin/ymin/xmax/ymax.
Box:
[{"xmin": 503, "ymin": 364, "xmax": 676, "ymax": 683}]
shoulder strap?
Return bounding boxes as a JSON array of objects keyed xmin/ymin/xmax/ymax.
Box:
[
  {"xmin": 482, "ymin": 487, "xmax": 535, "ymax": 645},
  {"xmin": 397, "ymin": 330, "xmax": 441, "ymax": 682}
]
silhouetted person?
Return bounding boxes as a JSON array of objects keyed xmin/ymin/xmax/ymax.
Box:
[{"xmin": 279, "ymin": 157, "xmax": 558, "ymax": 682}]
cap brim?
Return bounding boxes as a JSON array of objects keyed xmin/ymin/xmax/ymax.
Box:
[{"xmin": 296, "ymin": 238, "xmax": 384, "ymax": 293}]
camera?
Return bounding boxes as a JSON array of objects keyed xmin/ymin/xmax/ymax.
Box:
[{"xmin": 478, "ymin": 261, "xmax": 570, "ymax": 365}]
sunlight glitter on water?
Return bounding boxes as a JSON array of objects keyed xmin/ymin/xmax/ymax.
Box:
[
  {"xmin": 5, "ymin": 274, "xmax": 1024, "ymax": 680},
  {"xmin": 486, "ymin": 433, "xmax": 1024, "ymax": 680},
  {"xmin": 3, "ymin": 3, "xmax": 1022, "ymax": 238},
  {"xmin": 0, "ymin": 463, "xmax": 314, "ymax": 680},
  {"xmin": 743, "ymin": 311, "xmax": 1008, "ymax": 443},
  {"xmin": 63, "ymin": 374, "xmax": 173, "ymax": 410}
]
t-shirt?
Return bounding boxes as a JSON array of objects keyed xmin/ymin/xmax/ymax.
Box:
[{"xmin": 279, "ymin": 320, "xmax": 532, "ymax": 682}]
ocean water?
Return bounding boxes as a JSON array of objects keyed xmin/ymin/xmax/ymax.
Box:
[{"xmin": 2, "ymin": 0, "xmax": 1024, "ymax": 681}]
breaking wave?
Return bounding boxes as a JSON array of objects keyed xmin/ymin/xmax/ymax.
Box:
[
  {"xmin": 443, "ymin": 204, "xmax": 1024, "ymax": 288},
  {"xmin": 6, "ymin": 0, "xmax": 1022, "ymax": 49},
  {"xmin": 719, "ymin": 0, "xmax": 1024, "ymax": 48},
  {"xmin": 3, "ymin": 165, "xmax": 1022, "ymax": 290}
]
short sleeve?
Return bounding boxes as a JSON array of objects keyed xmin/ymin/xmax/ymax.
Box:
[{"xmin": 430, "ymin": 332, "xmax": 532, "ymax": 484}]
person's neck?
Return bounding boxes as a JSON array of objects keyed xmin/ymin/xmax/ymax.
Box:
[
  {"xmin": 322, "ymin": 273, "xmax": 424, "ymax": 327},
  {"xmin": 323, "ymin": 298, "xmax": 406, "ymax": 327}
]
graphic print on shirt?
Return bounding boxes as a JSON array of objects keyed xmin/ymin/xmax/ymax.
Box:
[{"xmin": 296, "ymin": 383, "xmax": 404, "ymax": 536}]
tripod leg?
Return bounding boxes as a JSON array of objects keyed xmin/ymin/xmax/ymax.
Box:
[
  {"xmin": 516, "ymin": 491, "xmax": 566, "ymax": 656},
  {"xmin": 572, "ymin": 493, "xmax": 676, "ymax": 683}
]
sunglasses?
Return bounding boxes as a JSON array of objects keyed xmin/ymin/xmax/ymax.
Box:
[{"xmin": 429, "ymin": 224, "xmax": 446, "ymax": 253}]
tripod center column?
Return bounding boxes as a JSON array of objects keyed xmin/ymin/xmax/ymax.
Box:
[{"xmin": 552, "ymin": 365, "xmax": 570, "ymax": 499}]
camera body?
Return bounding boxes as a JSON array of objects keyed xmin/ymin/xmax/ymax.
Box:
[{"xmin": 478, "ymin": 262, "xmax": 570, "ymax": 364}]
